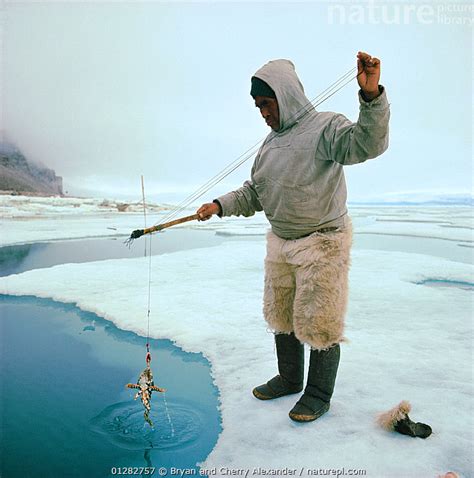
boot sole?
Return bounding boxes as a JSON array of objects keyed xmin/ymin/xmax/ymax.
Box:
[
  {"xmin": 289, "ymin": 403, "xmax": 330, "ymax": 422},
  {"xmin": 252, "ymin": 388, "xmax": 302, "ymax": 401}
]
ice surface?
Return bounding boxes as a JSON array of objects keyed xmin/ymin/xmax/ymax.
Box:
[
  {"xmin": 0, "ymin": 195, "xmax": 171, "ymax": 216},
  {"xmin": 1, "ymin": 195, "xmax": 472, "ymax": 248},
  {"xmin": 1, "ymin": 236, "xmax": 472, "ymax": 477},
  {"xmin": 348, "ymin": 207, "xmax": 473, "ymax": 243},
  {"xmin": 0, "ymin": 195, "xmax": 175, "ymax": 246}
]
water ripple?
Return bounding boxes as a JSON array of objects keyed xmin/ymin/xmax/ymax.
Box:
[{"xmin": 90, "ymin": 399, "xmax": 203, "ymax": 451}]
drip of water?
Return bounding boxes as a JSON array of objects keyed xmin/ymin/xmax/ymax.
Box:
[{"xmin": 162, "ymin": 392, "xmax": 176, "ymax": 439}]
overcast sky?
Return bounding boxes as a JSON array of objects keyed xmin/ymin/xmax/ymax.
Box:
[{"xmin": 2, "ymin": 1, "xmax": 472, "ymax": 202}]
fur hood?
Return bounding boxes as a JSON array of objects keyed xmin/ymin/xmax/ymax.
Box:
[{"xmin": 253, "ymin": 59, "xmax": 314, "ymax": 132}]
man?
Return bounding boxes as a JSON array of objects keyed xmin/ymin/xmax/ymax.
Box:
[{"xmin": 197, "ymin": 52, "xmax": 390, "ymax": 423}]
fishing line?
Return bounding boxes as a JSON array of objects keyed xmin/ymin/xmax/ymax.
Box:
[
  {"xmin": 141, "ymin": 176, "xmax": 152, "ymax": 353},
  {"xmin": 153, "ymin": 139, "xmax": 265, "ymax": 227},
  {"xmin": 152, "ymin": 66, "xmax": 360, "ymax": 228},
  {"xmin": 141, "ymin": 176, "xmax": 148, "ymax": 257},
  {"xmin": 141, "ymin": 177, "xmax": 176, "ymax": 436}
]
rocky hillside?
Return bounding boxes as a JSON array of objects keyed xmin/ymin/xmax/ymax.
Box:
[{"xmin": 0, "ymin": 143, "xmax": 63, "ymax": 196}]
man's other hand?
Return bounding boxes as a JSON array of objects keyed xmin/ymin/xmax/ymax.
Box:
[
  {"xmin": 357, "ymin": 51, "xmax": 381, "ymax": 101},
  {"xmin": 197, "ymin": 202, "xmax": 220, "ymax": 221}
]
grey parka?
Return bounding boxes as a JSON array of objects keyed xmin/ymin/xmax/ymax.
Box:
[{"xmin": 216, "ymin": 59, "xmax": 390, "ymax": 240}]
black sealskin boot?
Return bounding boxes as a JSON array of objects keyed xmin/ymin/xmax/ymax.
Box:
[
  {"xmin": 376, "ymin": 400, "xmax": 433, "ymax": 438},
  {"xmin": 252, "ymin": 333, "xmax": 304, "ymax": 400},
  {"xmin": 289, "ymin": 344, "xmax": 340, "ymax": 422},
  {"xmin": 394, "ymin": 415, "xmax": 432, "ymax": 438}
]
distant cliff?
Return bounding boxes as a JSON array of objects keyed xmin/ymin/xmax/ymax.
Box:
[{"xmin": 0, "ymin": 143, "xmax": 63, "ymax": 196}]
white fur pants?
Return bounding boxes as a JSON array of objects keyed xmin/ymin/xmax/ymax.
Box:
[{"xmin": 263, "ymin": 224, "xmax": 352, "ymax": 350}]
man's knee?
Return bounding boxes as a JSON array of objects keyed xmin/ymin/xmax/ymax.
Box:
[{"xmin": 293, "ymin": 309, "xmax": 345, "ymax": 350}]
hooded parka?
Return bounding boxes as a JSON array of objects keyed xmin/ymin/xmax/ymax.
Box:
[{"xmin": 217, "ymin": 59, "xmax": 389, "ymax": 239}]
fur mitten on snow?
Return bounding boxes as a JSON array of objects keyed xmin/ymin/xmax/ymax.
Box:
[{"xmin": 377, "ymin": 401, "xmax": 432, "ymax": 439}]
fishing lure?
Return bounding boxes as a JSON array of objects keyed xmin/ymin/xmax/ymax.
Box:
[{"xmin": 126, "ymin": 352, "xmax": 165, "ymax": 427}]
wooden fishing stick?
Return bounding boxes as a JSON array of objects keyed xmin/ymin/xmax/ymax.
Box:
[{"xmin": 126, "ymin": 213, "xmax": 201, "ymax": 244}]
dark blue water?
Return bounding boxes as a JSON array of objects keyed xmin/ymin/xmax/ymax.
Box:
[
  {"xmin": 415, "ymin": 278, "xmax": 474, "ymax": 291},
  {"xmin": 1, "ymin": 226, "xmax": 470, "ymax": 281},
  {"xmin": 0, "ymin": 294, "xmax": 221, "ymax": 478},
  {"xmin": 0, "ymin": 229, "xmax": 224, "ymax": 277}
]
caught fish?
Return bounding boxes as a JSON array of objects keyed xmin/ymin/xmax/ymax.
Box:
[{"xmin": 126, "ymin": 353, "xmax": 165, "ymax": 427}]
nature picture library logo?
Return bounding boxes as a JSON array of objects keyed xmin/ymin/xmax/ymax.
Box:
[{"xmin": 328, "ymin": 0, "xmax": 473, "ymax": 25}]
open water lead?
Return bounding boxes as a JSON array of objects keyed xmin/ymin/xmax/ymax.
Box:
[{"xmin": 126, "ymin": 349, "xmax": 165, "ymax": 427}]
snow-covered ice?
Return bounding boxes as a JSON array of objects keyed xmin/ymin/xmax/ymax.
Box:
[
  {"xmin": 0, "ymin": 195, "xmax": 171, "ymax": 217},
  {"xmin": 0, "ymin": 196, "xmax": 472, "ymax": 477},
  {"xmin": 0, "ymin": 195, "xmax": 174, "ymax": 246},
  {"xmin": 1, "ymin": 195, "xmax": 472, "ymax": 248}
]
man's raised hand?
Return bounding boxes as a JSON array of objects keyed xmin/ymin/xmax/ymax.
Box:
[{"xmin": 357, "ymin": 51, "xmax": 381, "ymax": 101}]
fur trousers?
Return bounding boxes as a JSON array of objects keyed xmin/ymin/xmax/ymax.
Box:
[{"xmin": 263, "ymin": 223, "xmax": 353, "ymax": 350}]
